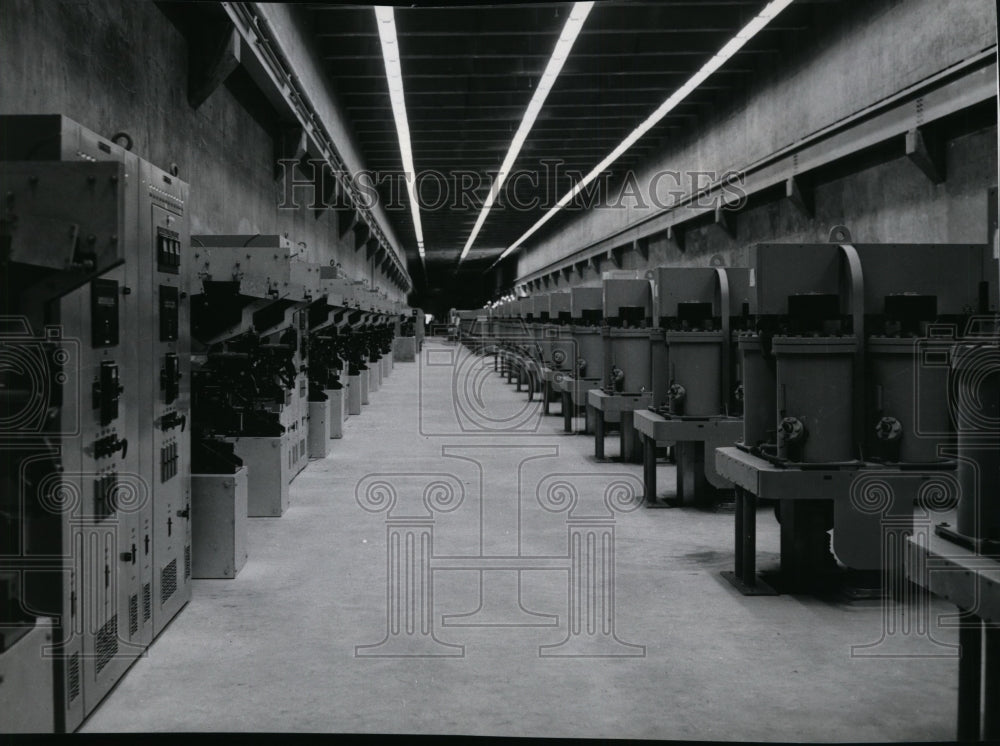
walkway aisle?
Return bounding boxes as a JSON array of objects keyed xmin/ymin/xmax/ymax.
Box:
[{"xmin": 84, "ymin": 341, "xmax": 958, "ymax": 739}]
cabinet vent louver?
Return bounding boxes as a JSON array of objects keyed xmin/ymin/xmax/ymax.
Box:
[
  {"xmin": 161, "ymin": 559, "xmax": 177, "ymax": 603},
  {"xmin": 129, "ymin": 594, "xmax": 139, "ymax": 636},
  {"xmin": 95, "ymin": 615, "xmax": 118, "ymax": 674},
  {"xmin": 68, "ymin": 653, "xmax": 80, "ymax": 702}
]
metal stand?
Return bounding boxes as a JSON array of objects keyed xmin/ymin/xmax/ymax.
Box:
[
  {"xmin": 594, "ymin": 406, "xmax": 605, "ymax": 460},
  {"xmin": 905, "ymin": 532, "xmax": 1000, "ymax": 742},
  {"xmin": 635, "ymin": 411, "xmax": 738, "ymax": 507},
  {"xmin": 958, "ymin": 619, "xmax": 983, "ymax": 742},
  {"xmin": 618, "ymin": 410, "xmax": 641, "ymax": 463},
  {"xmin": 642, "ymin": 434, "xmax": 657, "ymax": 503},
  {"xmin": 985, "ymin": 625, "xmax": 1000, "ymax": 740},
  {"xmin": 716, "ymin": 447, "xmax": 922, "ymax": 597},
  {"xmin": 676, "ymin": 441, "xmax": 710, "ymax": 505},
  {"xmin": 588, "ymin": 390, "xmax": 653, "ymax": 463},
  {"xmin": 720, "ymin": 487, "xmax": 777, "ymax": 595},
  {"xmin": 584, "ymin": 402, "xmax": 596, "ymax": 435}
]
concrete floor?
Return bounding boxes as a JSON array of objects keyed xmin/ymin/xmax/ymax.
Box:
[{"xmin": 84, "ymin": 341, "xmax": 960, "ymax": 739}]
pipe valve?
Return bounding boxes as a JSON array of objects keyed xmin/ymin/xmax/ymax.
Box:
[
  {"xmin": 667, "ymin": 383, "xmax": 687, "ymax": 416},
  {"xmin": 779, "ymin": 417, "xmax": 806, "ymax": 445},
  {"xmin": 875, "ymin": 416, "xmax": 902, "ymax": 442},
  {"xmin": 609, "ymin": 365, "xmax": 625, "ymax": 393}
]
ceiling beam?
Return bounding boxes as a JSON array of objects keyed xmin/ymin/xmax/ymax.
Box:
[
  {"xmin": 351, "ymin": 112, "xmax": 699, "ymax": 123},
  {"xmin": 338, "ymin": 85, "xmax": 731, "ymax": 99},
  {"xmin": 308, "ymin": 1, "xmax": 768, "ymax": 8},
  {"xmin": 316, "ymin": 29, "xmax": 792, "ymax": 38},
  {"xmin": 344, "ymin": 101, "xmax": 713, "ymax": 112},
  {"xmin": 334, "ymin": 71, "xmax": 747, "ymax": 81},
  {"xmin": 320, "ymin": 48, "xmax": 780, "ymax": 61}
]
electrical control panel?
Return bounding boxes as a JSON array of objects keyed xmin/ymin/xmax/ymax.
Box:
[
  {"xmin": 0, "ymin": 114, "xmax": 190, "ymax": 732},
  {"xmin": 139, "ymin": 160, "xmax": 191, "ymax": 639},
  {"xmin": 187, "ymin": 234, "xmax": 322, "ymax": 301}
]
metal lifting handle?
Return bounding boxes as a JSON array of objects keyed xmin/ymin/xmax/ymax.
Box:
[
  {"xmin": 838, "ymin": 242, "xmax": 865, "ymax": 459},
  {"xmin": 715, "ymin": 267, "xmax": 731, "ymax": 416}
]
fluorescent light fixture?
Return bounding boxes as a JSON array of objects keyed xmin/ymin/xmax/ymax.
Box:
[
  {"xmin": 457, "ymin": 1, "xmax": 594, "ymax": 265},
  {"xmin": 375, "ymin": 6, "xmax": 425, "ymax": 263},
  {"xmin": 490, "ymin": 0, "xmax": 795, "ymax": 267}
]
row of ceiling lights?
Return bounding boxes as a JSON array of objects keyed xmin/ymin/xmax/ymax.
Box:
[
  {"xmin": 457, "ymin": 1, "xmax": 594, "ymax": 266},
  {"xmin": 373, "ymin": 0, "xmax": 797, "ymax": 276},
  {"xmin": 374, "ymin": 6, "xmax": 424, "ymax": 268},
  {"xmin": 489, "ymin": 0, "xmax": 796, "ymax": 269}
]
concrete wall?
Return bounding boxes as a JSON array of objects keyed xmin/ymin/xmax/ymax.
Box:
[
  {"xmin": 515, "ymin": 0, "xmax": 998, "ymax": 285},
  {"xmin": 0, "ymin": 0, "xmax": 408, "ymax": 303},
  {"xmin": 532, "ymin": 124, "xmax": 998, "ymax": 290},
  {"xmin": 259, "ymin": 2, "xmax": 408, "ymax": 273}
]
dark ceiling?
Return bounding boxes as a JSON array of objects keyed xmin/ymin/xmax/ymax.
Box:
[{"xmin": 303, "ymin": 0, "xmax": 841, "ymax": 308}]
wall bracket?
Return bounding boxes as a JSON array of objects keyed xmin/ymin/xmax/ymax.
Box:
[
  {"xmin": 714, "ymin": 205, "xmax": 736, "ymax": 239},
  {"xmin": 905, "ymin": 127, "xmax": 945, "ymax": 184},
  {"xmin": 667, "ymin": 224, "xmax": 686, "ymax": 253},
  {"xmin": 188, "ymin": 20, "xmax": 241, "ymax": 109},
  {"xmin": 353, "ymin": 219, "xmax": 371, "ymax": 252},
  {"xmin": 785, "ymin": 176, "xmax": 814, "ymax": 218}
]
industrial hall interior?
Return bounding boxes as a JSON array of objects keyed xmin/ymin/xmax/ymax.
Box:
[{"xmin": 1, "ymin": 0, "xmax": 998, "ymax": 740}]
